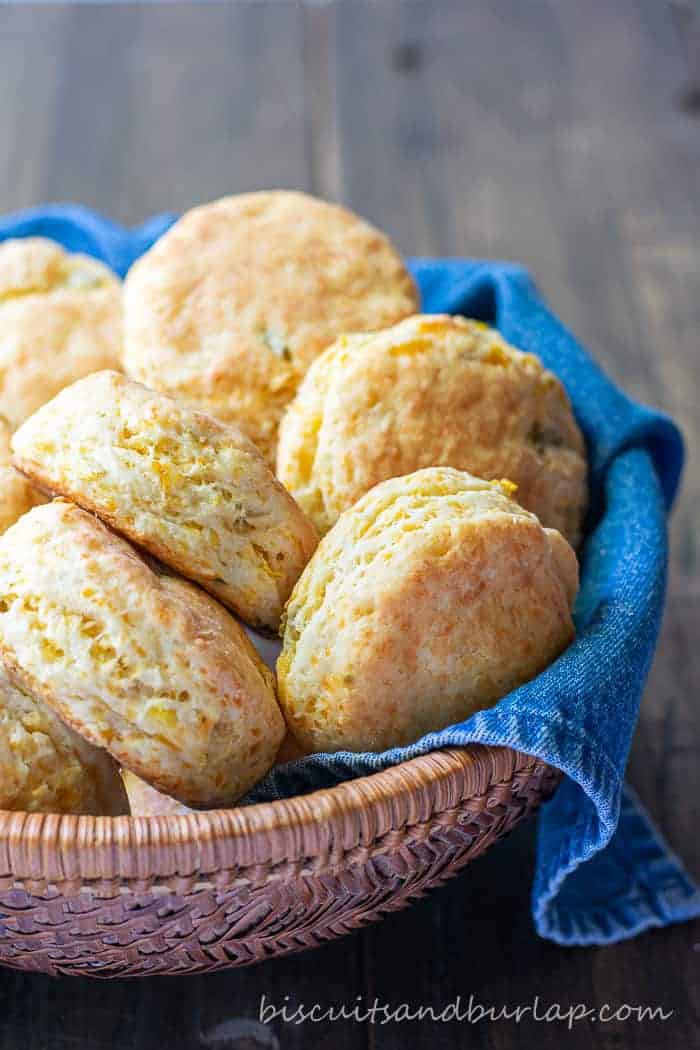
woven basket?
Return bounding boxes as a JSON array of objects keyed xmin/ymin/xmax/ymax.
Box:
[{"xmin": 0, "ymin": 745, "xmax": 559, "ymax": 977}]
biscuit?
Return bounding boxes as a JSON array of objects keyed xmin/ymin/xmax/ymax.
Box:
[
  {"xmin": 0, "ymin": 238, "xmax": 122, "ymax": 427},
  {"xmin": 123, "ymin": 729, "xmax": 305, "ymax": 815},
  {"xmin": 122, "ymin": 192, "xmax": 418, "ymax": 462},
  {"xmin": 0, "ymin": 500, "xmax": 285, "ymax": 806},
  {"xmin": 0, "ymin": 666, "xmax": 127, "ymax": 815},
  {"xmin": 277, "ymin": 467, "xmax": 578, "ymax": 754},
  {"xmin": 12, "ymin": 371, "xmax": 318, "ymax": 632},
  {"xmin": 277, "ymin": 315, "xmax": 588, "ymax": 545},
  {"xmin": 121, "ymin": 769, "xmax": 192, "ymax": 816},
  {"xmin": 0, "ymin": 417, "xmax": 45, "ymax": 534}
]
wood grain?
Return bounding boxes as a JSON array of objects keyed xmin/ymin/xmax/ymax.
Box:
[
  {"xmin": 331, "ymin": 3, "xmax": 700, "ymax": 1047},
  {"xmin": 0, "ymin": 2, "xmax": 313, "ymax": 222},
  {"xmin": 0, "ymin": 1, "xmax": 698, "ymax": 1048}
]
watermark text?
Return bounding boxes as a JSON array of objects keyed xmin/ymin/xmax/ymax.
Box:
[{"xmin": 260, "ymin": 994, "xmax": 673, "ymax": 1030}]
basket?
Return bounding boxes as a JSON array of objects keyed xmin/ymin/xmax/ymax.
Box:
[
  {"xmin": 0, "ymin": 205, "xmax": 597, "ymax": 975},
  {"xmin": 0, "ymin": 745, "xmax": 559, "ymax": 977}
]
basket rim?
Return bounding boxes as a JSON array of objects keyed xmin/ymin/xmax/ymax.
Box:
[{"xmin": 0, "ymin": 745, "xmax": 552, "ymax": 889}]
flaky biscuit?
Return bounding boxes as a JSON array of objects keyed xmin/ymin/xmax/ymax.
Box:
[
  {"xmin": 277, "ymin": 467, "xmax": 578, "ymax": 754},
  {"xmin": 122, "ymin": 192, "xmax": 418, "ymax": 462},
  {"xmin": 0, "ymin": 666, "xmax": 127, "ymax": 815},
  {"xmin": 0, "ymin": 238, "xmax": 122, "ymax": 427},
  {"xmin": 0, "ymin": 417, "xmax": 45, "ymax": 534},
  {"xmin": 0, "ymin": 500, "xmax": 285, "ymax": 806},
  {"xmin": 277, "ymin": 315, "xmax": 588, "ymax": 545},
  {"xmin": 13, "ymin": 371, "xmax": 318, "ymax": 632}
]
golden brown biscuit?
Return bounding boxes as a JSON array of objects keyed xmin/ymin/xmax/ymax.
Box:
[
  {"xmin": 277, "ymin": 467, "xmax": 578, "ymax": 754},
  {"xmin": 277, "ymin": 315, "xmax": 588, "ymax": 546},
  {"xmin": 0, "ymin": 500, "xmax": 285, "ymax": 806},
  {"xmin": 0, "ymin": 666, "xmax": 127, "ymax": 815},
  {"xmin": 0, "ymin": 417, "xmax": 45, "ymax": 534},
  {"xmin": 0, "ymin": 237, "xmax": 122, "ymax": 427},
  {"xmin": 12, "ymin": 371, "xmax": 318, "ymax": 632},
  {"xmin": 122, "ymin": 192, "xmax": 418, "ymax": 462},
  {"xmin": 121, "ymin": 769, "xmax": 192, "ymax": 816}
]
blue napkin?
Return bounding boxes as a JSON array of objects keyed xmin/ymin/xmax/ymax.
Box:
[{"xmin": 2, "ymin": 204, "xmax": 698, "ymax": 946}]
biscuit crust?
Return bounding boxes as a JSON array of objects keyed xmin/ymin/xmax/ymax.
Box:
[
  {"xmin": 0, "ymin": 238, "xmax": 122, "ymax": 427},
  {"xmin": 277, "ymin": 468, "xmax": 578, "ymax": 754},
  {"xmin": 277, "ymin": 315, "xmax": 588, "ymax": 545},
  {"xmin": 0, "ymin": 667, "xmax": 128, "ymax": 815},
  {"xmin": 12, "ymin": 371, "xmax": 318, "ymax": 632},
  {"xmin": 122, "ymin": 192, "xmax": 418, "ymax": 462},
  {"xmin": 0, "ymin": 500, "xmax": 285, "ymax": 806}
]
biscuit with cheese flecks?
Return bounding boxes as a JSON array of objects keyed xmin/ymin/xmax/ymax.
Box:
[
  {"xmin": 12, "ymin": 371, "xmax": 318, "ymax": 632},
  {"xmin": 277, "ymin": 314, "xmax": 587, "ymax": 545},
  {"xmin": 0, "ymin": 499, "xmax": 285, "ymax": 806},
  {"xmin": 122, "ymin": 192, "xmax": 418, "ymax": 462},
  {"xmin": 277, "ymin": 467, "xmax": 578, "ymax": 754}
]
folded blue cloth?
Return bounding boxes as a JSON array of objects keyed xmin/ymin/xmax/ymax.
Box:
[{"xmin": 2, "ymin": 204, "xmax": 698, "ymax": 946}]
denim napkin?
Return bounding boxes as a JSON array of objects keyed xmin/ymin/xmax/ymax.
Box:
[{"xmin": 2, "ymin": 204, "xmax": 698, "ymax": 946}]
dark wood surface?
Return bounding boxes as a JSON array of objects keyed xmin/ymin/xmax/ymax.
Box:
[{"xmin": 0, "ymin": 2, "xmax": 698, "ymax": 1047}]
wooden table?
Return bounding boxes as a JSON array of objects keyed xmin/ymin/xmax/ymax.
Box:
[{"xmin": 0, "ymin": 2, "xmax": 698, "ymax": 1047}]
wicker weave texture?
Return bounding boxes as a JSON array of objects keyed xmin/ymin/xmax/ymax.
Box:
[{"xmin": 0, "ymin": 746, "xmax": 559, "ymax": 977}]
